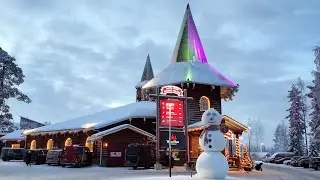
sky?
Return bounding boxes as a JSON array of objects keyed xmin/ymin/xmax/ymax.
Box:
[{"xmin": 1, "ymin": 0, "xmax": 320, "ymax": 146}]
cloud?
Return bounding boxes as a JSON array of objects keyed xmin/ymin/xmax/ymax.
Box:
[{"xmin": 1, "ymin": 0, "xmax": 319, "ymax": 146}]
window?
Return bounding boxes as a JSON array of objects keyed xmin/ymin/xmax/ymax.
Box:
[
  {"xmin": 11, "ymin": 144, "xmax": 20, "ymax": 148},
  {"xmin": 199, "ymin": 96, "xmax": 210, "ymax": 111},
  {"xmin": 47, "ymin": 139, "xmax": 53, "ymax": 150},
  {"xmin": 30, "ymin": 140, "xmax": 36, "ymax": 150},
  {"xmin": 65, "ymin": 138, "xmax": 72, "ymax": 147},
  {"xmin": 85, "ymin": 138, "xmax": 93, "ymax": 152}
]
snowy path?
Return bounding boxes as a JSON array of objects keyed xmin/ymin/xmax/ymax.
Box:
[{"xmin": 0, "ymin": 161, "xmax": 320, "ymax": 180}]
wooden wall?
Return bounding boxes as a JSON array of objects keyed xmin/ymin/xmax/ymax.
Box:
[
  {"xmin": 26, "ymin": 132, "xmax": 91, "ymax": 150},
  {"xmin": 25, "ymin": 118, "xmax": 155, "ymax": 151},
  {"xmin": 176, "ymin": 84, "xmax": 221, "ymax": 124},
  {"xmin": 95, "ymin": 129, "xmax": 153, "ymax": 167}
]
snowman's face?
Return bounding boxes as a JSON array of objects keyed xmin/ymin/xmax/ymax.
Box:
[{"xmin": 201, "ymin": 108, "xmax": 221, "ymax": 126}]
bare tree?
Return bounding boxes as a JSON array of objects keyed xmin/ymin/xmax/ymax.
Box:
[{"xmin": 247, "ymin": 117, "xmax": 265, "ymax": 152}]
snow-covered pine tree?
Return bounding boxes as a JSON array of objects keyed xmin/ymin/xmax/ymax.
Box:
[
  {"xmin": 307, "ymin": 46, "xmax": 320, "ymax": 154},
  {"xmin": 286, "ymin": 84, "xmax": 305, "ymax": 156},
  {"xmin": 273, "ymin": 120, "xmax": 289, "ymax": 152},
  {"xmin": 309, "ymin": 139, "xmax": 319, "ymax": 157},
  {"xmin": 296, "ymin": 77, "xmax": 309, "ymax": 155},
  {"xmin": 0, "ymin": 47, "xmax": 31, "ymax": 133}
]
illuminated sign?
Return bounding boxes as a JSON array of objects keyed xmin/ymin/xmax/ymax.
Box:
[
  {"xmin": 160, "ymin": 85, "xmax": 184, "ymax": 97},
  {"xmin": 160, "ymin": 99, "xmax": 184, "ymax": 127},
  {"xmin": 160, "ymin": 131, "xmax": 185, "ymax": 149},
  {"xmin": 166, "ymin": 134, "xmax": 179, "ymax": 145}
]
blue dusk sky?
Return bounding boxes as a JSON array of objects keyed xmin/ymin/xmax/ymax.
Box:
[{"xmin": 1, "ymin": 0, "xmax": 319, "ymax": 146}]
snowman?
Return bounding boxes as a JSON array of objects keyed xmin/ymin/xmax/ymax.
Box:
[{"xmin": 195, "ymin": 108, "xmax": 229, "ymax": 179}]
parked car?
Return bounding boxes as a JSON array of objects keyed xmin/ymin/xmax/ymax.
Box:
[
  {"xmin": 290, "ymin": 156, "xmax": 302, "ymax": 166},
  {"xmin": 125, "ymin": 143, "xmax": 173, "ymax": 169},
  {"xmin": 297, "ymin": 157, "xmax": 310, "ymax": 168},
  {"xmin": 284, "ymin": 160, "xmax": 291, "ymax": 165},
  {"xmin": 0, "ymin": 147, "xmax": 25, "ymax": 161},
  {"xmin": 265, "ymin": 152, "xmax": 294, "ymax": 163},
  {"xmin": 46, "ymin": 149, "xmax": 62, "ymax": 165},
  {"xmin": 274, "ymin": 157, "xmax": 292, "ymax": 164},
  {"xmin": 60, "ymin": 145, "xmax": 92, "ymax": 167},
  {"xmin": 25, "ymin": 149, "xmax": 48, "ymax": 165},
  {"xmin": 309, "ymin": 157, "xmax": 320, "ymax": 170}
]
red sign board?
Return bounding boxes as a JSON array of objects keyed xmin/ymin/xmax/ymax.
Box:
[{"xmin": 160, "ymin": 99, "xmax": 184, "ymax": 127}]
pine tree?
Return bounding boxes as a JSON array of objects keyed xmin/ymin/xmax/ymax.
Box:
[
  {"xmin": 241, "ymin": 145, "xmax": 252, "ymax": 171},
  {"xmin": 273, "ymin": 120, "xmax": 289, "ymax": 152},
  {"xmin": 309, "ymin": 139, "xmax": 319, "ymax": 157},
  {"xmin": 0, "ymin": 47, "xmax": 31, "ymax": 133},
  {"xmin": 296, "ymin": 77, "xmax": 309, "ymax": 155},
  {"xmin": 307, "ymin": 46, "xmax": 320, "ymax": 154},
  {"xmin": 286, "ymin": 84, "xmax": 305, "ymax": 156}
]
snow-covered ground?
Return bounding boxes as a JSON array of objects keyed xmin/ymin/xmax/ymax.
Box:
[{"xmin": 0, "ymin": 160, "xmax": 319, "ymax": 180}]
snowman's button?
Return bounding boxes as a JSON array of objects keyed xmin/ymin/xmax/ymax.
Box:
[
  {"xmin": 208, "ymin": 139, "xmax": 212, "ymax": 142},
  {"xmin": 208, "ymin": 134, "xmax": 212, "ymax": 137},
  {"xmin": 209, "ymin": 145, "xmax": 212, "ymax": 148}
]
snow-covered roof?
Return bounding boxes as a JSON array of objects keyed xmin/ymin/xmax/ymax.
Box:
[
  {"xmin": 188, "ymin": 115, "xmax": 248, "ymax": 133},
  {"xmin": 25, "ymin": 101, "xmax": 157, "ymax": 134},
  {"xmin": 87, "ymin": 124, "xmax": 155, "ymax": 142},
  {"xmin": 0, "ymin": 130, "xmax": 25, "ymax": 141},
  {"xmin": 135, "ymin": 80, "xmax": 149, "ymax": 89},
  {"xmin": 142, "ymin": 62, "xmax": 237, "ymax": 89}
]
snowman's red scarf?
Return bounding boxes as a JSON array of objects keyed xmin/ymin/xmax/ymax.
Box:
[{"xmin": 200, "ymin": 125, "xmax": 220, "ymax": 145}]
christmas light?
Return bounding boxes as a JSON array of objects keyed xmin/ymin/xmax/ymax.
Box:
[{"xmin": 241, "ymin": 145, "xmax": 252, "ymax": 171}]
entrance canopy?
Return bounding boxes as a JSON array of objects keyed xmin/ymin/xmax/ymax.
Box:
[
  {"xmin": 87, "ymin": 124, "xmax": 156, "ymax": 142},
  {"xmin": 188, "ymin": 115, "xmax": 248, "ymax": 135}
]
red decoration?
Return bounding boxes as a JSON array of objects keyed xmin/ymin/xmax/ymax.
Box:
[
  {"xmin": 171, "ymin": 134, "xmax": 177, "ymax": 141},
  {"xmin": 160, "ymin": 99, "xmax": 184, "ymax": 127}
]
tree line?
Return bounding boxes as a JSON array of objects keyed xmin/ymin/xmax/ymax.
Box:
[{"xmin": 273, "ymin": 47, "xmax": 320, "ymax": 157}]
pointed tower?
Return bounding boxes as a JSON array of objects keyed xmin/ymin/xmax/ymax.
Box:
[
  {"xmin": 140, "ymin": 54, "xmax": 154, "ymax": 82},
  {"xmin": 136, "ymin": 54, "xmax": 155, "ymax": 101},
  {"xmin": 143, "ymin": 3, "xmax": 238, "ymax": 120},
  {"xmin": 171, "ymin": 4, "xmax": 207, "ymax": 64}
]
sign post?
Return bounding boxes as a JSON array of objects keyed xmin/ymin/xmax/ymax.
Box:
[
  {"xmin": 168, "ymin": 103, "xmax": 173, "ymax": 177},
  {"xmin": 149, "ymin": 85, "xmax": 193, "ymax": 174}
]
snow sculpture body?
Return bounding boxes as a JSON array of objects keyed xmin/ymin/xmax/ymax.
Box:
[{"xmin": 196, "ymin": 108, "xmax": 228, "ymax": 179}]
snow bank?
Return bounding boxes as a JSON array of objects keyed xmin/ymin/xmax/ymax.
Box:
[
  {"xmin": 121, "ymin": 175, "xmax": 240, "ymax": 180},
  {"xmin": 0, "ymin": 130, "xmax": 25, "ymax": 141},
  {"xmin": 25, "ymin": 101, "xmax": 156, "ymax": 134}
]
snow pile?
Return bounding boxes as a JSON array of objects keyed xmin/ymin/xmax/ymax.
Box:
[
  {"xmin": 142, "ymin": 62, "xmax": 237, "ymax": 89},
  {"xmin": 122, "ymin": 175, "xmax": 239, "ymax": 180},
  {"xmin": 26, "ymin": 101, "xmax": 156, "ymax": 133},
  {"xmin": 0, "ymin": 130, "xmax": 25, "ymax": 141}
]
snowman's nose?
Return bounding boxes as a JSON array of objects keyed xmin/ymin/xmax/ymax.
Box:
[{"xmin": 210, "ymin": 118, "xmax": 213, "ymax": 120}]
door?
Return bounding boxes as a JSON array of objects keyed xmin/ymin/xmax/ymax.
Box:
[{"xmin": 106, "ymin": 143, "xmax": 128, "ymax": 167}]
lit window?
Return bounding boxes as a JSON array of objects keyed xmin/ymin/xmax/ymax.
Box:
[
  {"xmin": 65, "ymin": 138, "xmax": 72, "ymax": 147},
  {"xmin": 30, "ymin": 140, "xmax": 36, "ymax": 150},
  {"xmin": 199, "ymin": 96, "xmax": 210, "ymax": 111},
  {"xmin": 85, "ymin": 138, "xmax": 93, "ymax": 152},
  {"xmin": 47, "ymin": 139, "xmax": 53, "ymax": 150}
]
